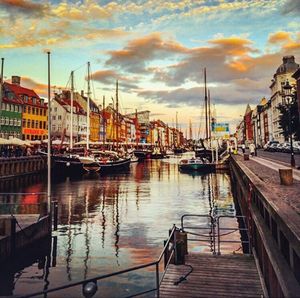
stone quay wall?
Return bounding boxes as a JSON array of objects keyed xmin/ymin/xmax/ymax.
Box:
[
  {"xmin": 230, "ymin": 156, "xmax": 300, "ymax": 298},
  {"xmin": 0, "ymin": 156, "xmax": 47, "ymax": 179}
]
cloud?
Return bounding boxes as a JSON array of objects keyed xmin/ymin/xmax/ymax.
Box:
[
  {"xmin": 105, "ymin": 32, "xmax": 189, "ymax": 73},
  {"xmin": 0, "ymin": 0, "xmax": 46, "ymax": 16},
  {"xmin": 91, "ymin": 70, "xmax": 140, "ymax": 91},
  {"xmin": 138, "ymin": 75, "xmax": 270, "ymax": 108},
  {"xmin": 268, "ymin": 31, "xmax": 292, "ymax": 44},
  {"xmin": 51, "ymin": 1, "xmax": 111, "ymax": 21},
  {"xmin": 20, "ymin": 77, "xmax": 65, "ymax": 97},
  {"xmin": 281, "ymin": 0, "xmax": 300, "ymax": 14}
]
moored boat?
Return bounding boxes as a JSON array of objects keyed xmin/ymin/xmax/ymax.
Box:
[{"xmin": 178, "ymin": 157, "xmax": 213, "ymax": 172}]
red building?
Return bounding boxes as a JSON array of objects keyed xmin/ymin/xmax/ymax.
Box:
[{"xmin": 244, "ymin": 104, "xmax": 253, "ymax": 144}]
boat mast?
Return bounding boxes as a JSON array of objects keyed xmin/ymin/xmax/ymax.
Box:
[
  {"xmin": 70, "ymin": 71, "xmax": 74, "ymax": 149},
  {"xmin": 102, "ymin": 95, "xmax": 105, "ymax": 146},
  {"xmin": 204, "ymin": 67, "xmax": 208, "ymax": 140},
  {"xmin": 208, "ymin": 88, "xmax": 211, "ymax": 141},
  {"xmin": 116, "ymin": 80, "xmax": 119, "ymax": 149},
  {"xmin": 46, "ymin": 51, "xmax": 51, "ymax": 213},
  {"xmin": 175, "ymin": 111, "xmax": 178, "ymax": 147},
  {"xmin": 0, "ymin": 58, "xmax": 4, "ymax": 135},
  {"xmin": 135, "ymin": 109, "xmax": 138, "ymax": 148},
  {"xmin": 87, "ymin": 62, "xmax": 91, "ymax": 150}
]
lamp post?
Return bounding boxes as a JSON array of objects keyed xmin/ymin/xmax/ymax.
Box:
[{"xmin": 282, "ymin": 80, "xmax": 296, "ymax": 167}]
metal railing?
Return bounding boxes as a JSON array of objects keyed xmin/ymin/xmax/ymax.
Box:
[
  {"xmin": 181, "ymin": 214, "xmax": 251, "ymax": 256},
  {"xmin": 181, "ymin": 214, "xmax": 216, "ymax": 254},
  {"xmin": 22, "ymin": 225, "xmax": 178, "ymax": 298},
  {"xmin": 216, "ymin": 215, "xmax": 251, "ymax": 255}
]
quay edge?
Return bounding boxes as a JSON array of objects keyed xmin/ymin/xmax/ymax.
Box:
[{"xmin": 229, "ymin": 155, "xmax": 300, "ymax": 297}]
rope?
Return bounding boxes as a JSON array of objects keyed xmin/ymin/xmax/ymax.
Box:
[
  {"xmin": 10, "ymin": 213, "xmax": 41, "ymax": 239},
  {"xmin": 174, "ymin": 264, "xmax": 193, "ymax": 285}
]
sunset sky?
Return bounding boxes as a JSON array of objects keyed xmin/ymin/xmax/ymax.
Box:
[{"xmin": 1, "ymin": 0, "xmax": 300, "ymax": 136}]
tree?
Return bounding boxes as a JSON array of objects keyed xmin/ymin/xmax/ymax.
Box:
[{"xmin": 277, "ymin": 91, "xmax": 300, "ymax": 141}]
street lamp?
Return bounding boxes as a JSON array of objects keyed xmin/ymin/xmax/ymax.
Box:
[{"xmin": 282, "ymin": 79, "xmax": 296, "ymax": 167}]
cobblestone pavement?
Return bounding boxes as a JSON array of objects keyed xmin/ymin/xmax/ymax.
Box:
[{"xmin": 235, "ymin": 154, "xmax": 300, "ymax": 215}]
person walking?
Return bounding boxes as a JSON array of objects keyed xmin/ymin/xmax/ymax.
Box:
[
  {"xmin": 241, "ymin": 143, "xmax": 246, "ymax": 154},
  {"xmin": 249, "ymin": 143, "xmax": 255, "ymax": 157}
]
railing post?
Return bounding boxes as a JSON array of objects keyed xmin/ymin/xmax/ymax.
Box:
[
  {"xmin": 156, "ymin": 262, "xmax": 160, "ymax": 298},
  {"xmin": 10, "ymin": 217, "xmax": 16, "ymax": 257},
  {"xmin": 212, "ymin": 215, "xmax": 216, "ymax": 255},
  {"xmin": 217, "ymin": 217, "xmax": 221, "ymax": 255},
  {"xmin": 53, "ymin": 201, "xmax": 58, "ymax": 231}
]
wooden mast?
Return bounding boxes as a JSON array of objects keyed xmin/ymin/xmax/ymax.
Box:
[
  {"xmin": 102, "ymin": 95, "xmax": 105, "ymax": 146},
  {"xmin": 70, "ymin": 71, "xmax": 74, "ymax": 149},
  {"xmin": 208, "ymin": 88, "xmax": 211, "ymax": 141},
  {"xmin": 204, "ymin": 67, "xmax": 208, "ymax": 140},
  {"xmin": 87, "ymin": 62, "xmax": 91, "ymax": 150},
  {"xmin": 116, "ymin": 80, "xmax": 119, "ymax": 148}
]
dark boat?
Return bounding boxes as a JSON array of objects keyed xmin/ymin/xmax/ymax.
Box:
[
  {"xmin": 92, "ymin": 150, "xmax": 131, "ymax": 172},
  {"xmin": 52, "ymin": 154, "xmax": 100, "ymax": 173},
  {"xmin": 173, "ymin": 147, "xmax": 187, "ymax": 154},
  {"xmin": 133, "ymin": 149, "xmax": 152, "ymax": 161}
]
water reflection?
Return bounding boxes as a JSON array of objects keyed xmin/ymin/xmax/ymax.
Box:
[{"xmin": 0, "ymin": 159, "xmax": 238, "ymax": 297}]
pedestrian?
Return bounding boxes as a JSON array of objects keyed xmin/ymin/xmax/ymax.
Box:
[
  {"xmin": 249, "ymin": 143, "xmax": 255, "ymax": 157},
  {"xmin": 241, "ymin": 143, "xmax": 246, "ymax": 154}
]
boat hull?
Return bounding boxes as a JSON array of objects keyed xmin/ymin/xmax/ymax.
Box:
[
  {"xmin": 98, "ymin": 158, "xmax": 131, "ymax": 172},
  {"xmin": 178, "ymin": 163, "xmax": 213, "ymax": 172}
]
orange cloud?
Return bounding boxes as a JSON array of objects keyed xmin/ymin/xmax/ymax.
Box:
[
  {"xmin": 0, "ymin": 0, "xmax": 46, "ymax": 16},
  {"xmin": 20, "ymin": 77, "xmax": 64, "ymax": 97},
  {"xmin": 268, "ymin": 31, "xmax": 292, "ymax": 44},
  {"xmin": 209, "ymin": 37, "xmax": 257, "ymax": 56},
  {"xmin": 106, "ymin": 33, "xmax": 189, "ymax": 73}
]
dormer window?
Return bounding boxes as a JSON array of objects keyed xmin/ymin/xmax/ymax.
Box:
[
  {"xmin": 33, "ymin": 97, "xmax": 37, "ymax": 105},
  {"xmin": 24, "ymin": 95, "xmax": 28, "ymax": 102}
]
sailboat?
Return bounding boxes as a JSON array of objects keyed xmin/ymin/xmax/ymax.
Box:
[
  {"xmin": 91, "ymin": 80, "xmax": 131, "ymax": 172},
  {"xmin": 51, "ymin": 64, "xmax": 101, "ymax": 174},
  {"xmin": 179, "ymin": 68, "xmax": 213, "ymax": 173}
]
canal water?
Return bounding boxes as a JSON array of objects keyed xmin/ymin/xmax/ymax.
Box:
[{"xmin": 0, "ymin": 156, "xmax": 239, "ymax": 297}]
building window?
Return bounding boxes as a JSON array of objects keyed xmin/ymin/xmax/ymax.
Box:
[
  {"xmin": 24, "ymin": 95, "xmax": 28, "ymax": 102},
  {"xmin": 33, "ymin": 97, "xmax": 36, "ymax": 105},
  {"xmin": 0, "ymin": 117, "xmax": 4, "ymax": 125},
  {"xmin": 13, "ymin": 118, "xmax": 17, "ymax": 126},
  {"xmin": 5, "ymin": 117, "xmax": 9, "ymax": 125},
  {"xmin": 35, "ymin": 120, "xmax": 39, "ymax": 128},
  {"xmin": 28, "ymin": 106, "xmax": 31, "ymax": 114},
  {"xmin": 58, "ymin": 115, "xmax": 62, "ymax": 120},
  {"xmin": 43, "ymin": 122, "xmax": 46, "ymax": 129},
  {"xmin": 31, "ymin": 120, "xmax": 34, "ymax": 128},
  {"xmin": 52, "ymin": 115, "xmax": 56, "ymax": 120}
]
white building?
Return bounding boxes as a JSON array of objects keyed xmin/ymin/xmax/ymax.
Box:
[
  {"xmin": 270, "ymin": 56, "xmax": 299, "ymax": 142},
  {"xmin": 51, "ymin": 92, "xmax": 87, "ymax": 142}
]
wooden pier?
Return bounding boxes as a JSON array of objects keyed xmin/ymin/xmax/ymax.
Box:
[{"xmin": 160, "ymin": 253, "xmax": 264, "ymax": 298}]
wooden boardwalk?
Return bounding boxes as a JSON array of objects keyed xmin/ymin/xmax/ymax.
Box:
[{"xmin": 160, "ymin": 253, "xmax": 264, "ymax": 297}]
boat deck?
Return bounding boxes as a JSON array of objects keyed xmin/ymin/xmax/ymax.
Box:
[{"xmin": 160, "ymin": 253, "xmax": 264, "ymax": 297}]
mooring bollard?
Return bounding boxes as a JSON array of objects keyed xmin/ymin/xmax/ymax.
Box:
[
  {"xmin": 244, "ymin": 154, "xmax": 249, "ymax": 161},
  {"xmin": 279, "ymin": 169, "xmax": 293, "ymax": 185}
]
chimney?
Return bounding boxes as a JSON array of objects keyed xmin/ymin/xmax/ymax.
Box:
[
  {"xmin": 283, "ymin": 55, "xmax": 295, "ymax": 64},
  {"xmin": 12, "ymin": 76, "xmax": 21, "ymax": 85}
]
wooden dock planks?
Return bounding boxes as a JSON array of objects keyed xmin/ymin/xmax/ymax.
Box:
[{"xmin": 160, "ymin": 253, "xmax": 264, "ymax": 297}]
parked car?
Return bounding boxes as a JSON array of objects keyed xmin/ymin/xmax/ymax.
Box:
[{"xmin": 264, "ymin": 141, "xmax": 279, "ymax": 151}]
